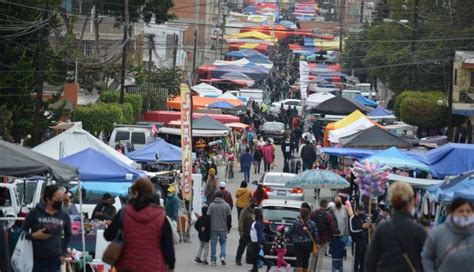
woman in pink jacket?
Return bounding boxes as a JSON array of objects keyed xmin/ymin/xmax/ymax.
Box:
[{"xmin": 261, "ymin": 140, "xmax": 275, "ymax": 172}]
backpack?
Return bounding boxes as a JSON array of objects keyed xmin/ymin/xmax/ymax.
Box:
[{"xmin": 311, "ymin": 210, "xmax": 332, "ymax": 244}]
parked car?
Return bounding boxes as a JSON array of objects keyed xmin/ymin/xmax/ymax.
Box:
[
  {"xmin": 260, "ymin": 122, "xmax": 286, "ymax": 144},
  {"xmin": 386, "ymin": 122, "xmax": 419, "ymax": 146},
  {"xmin": 246, "ymin": 199, "xmax": 307, "ymax": 264},
  {"xmin": 108, "ymin": 124, "xmax": 157, "ymax": 150},
  {"xmin": 253, "ymin": 172, "xmax": 303, "ymax": 201},
  {"xmin": 269, "ymin": 99, "xmax": 303, "ymax": 115}
]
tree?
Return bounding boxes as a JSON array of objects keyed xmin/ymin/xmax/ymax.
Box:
[{"xmin": 341, "ymin": 25, "xmax": 370, "ymax": 83}]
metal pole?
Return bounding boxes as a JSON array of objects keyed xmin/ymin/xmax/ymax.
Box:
[
  {"xmin": 409, "ymin": 0, "xmax": 419, "ymax": 88},
  {"xmin": 360, "ymin": 0, "xmax": 364, "ymax": 23},
  {"xmin": 339, "ymin": 0, "xmax": 345, "ymax": 53},
  {"xmin": 192, "ymin": 29, "xmax": 198, "ymax": 85},
  {"xmin": 33, "ymin": 2, "xmax": 51, "ymax": 145},
  {"xmin": 119, "ymin": 0, "xmax": 129, "ymax": 104},
  {"xmin": 173, "ymin": 33, "xmax": 178, "ymax": 68}
]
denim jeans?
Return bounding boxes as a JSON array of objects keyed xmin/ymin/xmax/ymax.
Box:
[
  {"xmin": 243, "ymin": 166, "xmax": 250, "ymax": 183},
  {"xmin": 332, "ymin": 259, "xmax": 343, "ymax": 272},
  {"xmin": 210, "ymin": 231, "xmax": 227, "ymax": 261},
  {"xmin": 196, "ymin": 241, "xmax": 209, "ymax": 261}
]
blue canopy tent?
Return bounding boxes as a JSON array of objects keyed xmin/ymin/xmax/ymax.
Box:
[
  {"xmin": 453, "ymin": 188, "xmax": 474, "ymax": 202},
  {"xmin": 279, "ymin": 20, "xmax": 297, "ymax": 29},
  {"xmin": 428, "ymin": 174, "xmax": 474, "ymax": 202},
  {"xmin": 320, "ymin": 147, "xmax": 375, "ymax": 159},
  {"xmin": 368, "ymin": 106, "xmax": 394, "ymax": 117},
  {"xmin": 243, "ymin": 5, "xmax": 256, "ymax": 14},
  {"xmin": 354, "ymin": 95, "xmax": 378, "ymax": 107},
  {"xmin": 61, "ymin": 148, "xmax": 144, "ymax": 182},
  {"xmin": 70, "ymin": 181, "xmax": 131, "ymax": 196},
  {"xmin": 207, "ymin": 100, "xmax": 235, "ymax": 109},
  {"xmin": 365, "ymin": 147, "xmax": 432, "ymax": 172},
  {"xmin": 127, "ymin": 138, "xmax": 195, "ymax": 163},
  {"xmin": 225, "ymin": 49, "xmax": 263, "ymax": 58},
  {"xmin": 425, "ymin": 143, "xmax": 474, "ymax": 178}
]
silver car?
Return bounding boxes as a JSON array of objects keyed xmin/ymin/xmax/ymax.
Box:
[{"xmin": 255, "ymin": 172, "xmax": 304, "ymax": 201}]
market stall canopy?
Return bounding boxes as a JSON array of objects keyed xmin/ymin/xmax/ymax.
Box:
[
  {"xmin": 387, "ymin": 173, "xmax": 443, "ymax": 188},
  {"xmin": 329, "ymin": 117, "xmax": 375, "ymax": 144},
  {"xmin": 425, "ymin": 143, "xmax": 474, "ymax": 178},
  {"xmin": 167, "ymin": 96, "xmax": 242, "ymax": 111},
  {"xmin": 225, "ymin": 122, "xmax": 249, "ymax": 129},
  {"xmin": 303, "ymin": 37, "xmax": 340, "ymax": 50},
  {"xmin": 70, "ymin": 181, "xmax": 131, "ymax": 196},
  {"xmin": 127, "ymin": 138, "xmax": 195, "ymax": 163},
  {"xmin": 428, "ymin": 171, "xmax": 474, "ymax": 202},
  {"xmin": 144, "ymin": 110, "xmax": 239, "ymax": 124},
  {"xmin": 305, "ymin": 92, "xmax": 335, "ymax": 108},
  {"xmin": 286, "ymin": 169, "xmax": 350, "ymax": 189},
  {"xmin": 191, "ymin": 83, "xmax": 223, "ymax": 96},
  {"xmin": 0, "ymin": 140, "xmax": 78, "ymax": 182},
  {"xmin": 354, "ymin": 95, "xmax": 378, "ymax": 107},
  {"xmin": 365, "ymin": 147, "xmax": 432, "ymax": 172},
  {"xmin": 340, "ymin": 126, "xmax": 412, "ymax": 149},
  {"xmin": 278, "ymin": 20, "xmax": 297, "ymax": 29},
  {"xmin": 207, "ymin": 100, "xmax": 236, "ymax": 109},
  {"xmin": 218, "ymin": 92, "xmax": 240, "ymax": 100},
  {"xmin": 320, "ymin": 147, "xmax": 375, "ymax": 159},
  {"xmin": 60, "ymin": 148, "xmax": 144, "ymax": 182},
  {"xmin": 193, "ymin": 116, "xmax": 230, "ymax": 130},
  {"xmin": 368, "ymin": 106, "xmax": 394, "ymax": 117},
  {"xmin": 32, "ymin": 125, "xmax": 136, "ymax": 167},
  {"xmin": 312, "ymin": 96, "xmax": 367, "ymax": 115},
  {"xmin": 158, "ymin": 127, "xmax": 229, "ymax": 137}
]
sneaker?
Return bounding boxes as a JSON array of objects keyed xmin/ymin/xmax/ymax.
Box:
[
  {"xmin": 236, "ymin": 260, "xmax": 242, "ymax": 266},
  {"xmin": 202, "ymin": 261, "xmax": 209, "ymax": 265},
  {"xmin": 194, "ymin": 257, "xmax": 202, "ymax": 263},
  {"xmin": 211, "ymin": 260, "xmax": 216, "ymax": 266},
  {"xmin": 221, "ymin": 259, "xmax": 226, "ymax": 265}
]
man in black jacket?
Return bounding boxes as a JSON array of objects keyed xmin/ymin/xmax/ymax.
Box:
[
  {"xmin": 300, "ymin": 140, "xmax": 316, "ymax": 171},
  {"xmin": 281, "ymin": 135, "xmax": 293, "ymax": 172},
  {"xmin": 350, "ymin": 206, "xmax": 372, "ymax": 272},
  {"xmin": 92, "ymin": 193, "xmax": 116, "ymax": 221},
  {"xmin": 235, "ymin": 201, "xmax": 256, "ymax": 265}
]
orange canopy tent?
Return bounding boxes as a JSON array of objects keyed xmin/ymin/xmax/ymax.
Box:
[{"xmin": 167, "ymin": 96, "xmax": 242, "ymax": 111}]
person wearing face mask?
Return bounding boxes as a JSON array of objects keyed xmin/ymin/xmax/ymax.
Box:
[
  {"xmin": 91, "ymin": 193, "xmax": 116, "ymax": 221},
  {"xmin": 422, "ymin": 197, "xmax": 474, "ymax": 272},
  {"xmin": 22, "ymin": 184, "xmax": 71, "ymax": 272},
  {"xmin": 62, "ymin": 191, "xmax": 78, "ymax": 216},
  {"xmin": 364, "ymin": 181, "xmax": 427, "ymax": 272}
]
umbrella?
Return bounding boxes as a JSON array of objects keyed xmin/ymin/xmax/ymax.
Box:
[{"xmin": 286, "ymin": 169, "xmax": 350, "ymax": 189}]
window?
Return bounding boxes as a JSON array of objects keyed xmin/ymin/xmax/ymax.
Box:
[
  {"xmin": 471, "ymin": 71, "xmax": 474, "ymax": 88},
  {"xmin": 286, "ymin": 101, "xmax": 301, "ymax": 106},
  {"xmin": 82, "ymin": 41, "xmax": 93, "ymax": 56},
  {"xmin": 165, "ymin": 34, "xmax": 174, "ymax": 59},
  {"xmin": 131, "ymin": 132, "xmax": 146, "ymax": 145},
  {"xmin": 115, "ymin": 131, "xmax": 130, "ymax": 143}
]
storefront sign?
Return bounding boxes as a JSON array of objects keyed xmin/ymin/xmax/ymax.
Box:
[{"xmin": 180, "ymin": 83, "xmax": 193, "ymax": 201}]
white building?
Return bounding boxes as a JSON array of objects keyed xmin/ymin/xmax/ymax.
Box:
[{"xmin": 144, "ymin": 23, "xmax": 188, "ymax": 69}]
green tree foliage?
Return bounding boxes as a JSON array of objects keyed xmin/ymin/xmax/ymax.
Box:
[
  {"xmin": 96, "ymin": 0, "xmax": 175, "ymax": 24},
  {"xmin": 72, "ymin": 103, "xmax": 123, "ymax": 136},
  {"xmin": 0, "ymin": 106, "xmax": 14, "ymax": 142},
  {"xmin": 99, "ymin": 91, "xmax": 142, "ymax": 120},
  {"xmin": 396, "ymin": 91, "xmax": 448, "ymax": 129},
  {"xmin": 118, "ymin": 103, "xmax": 134, "ymax": 124}
]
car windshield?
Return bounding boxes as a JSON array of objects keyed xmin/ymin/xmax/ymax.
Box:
[
  {"xmin": 262, "ymin": 206, "xmax": 300, "ymax": 221},
  {"xmin": 264, "ymin": 175, "xmax": 295, "ymax": 185},
  {"xmin": 16, "ymin": 181, "xmax": 39, "ymax": 206},
  {"xmin": 262, "ymin": 123, "xmax": 284, "ymax": 130}
]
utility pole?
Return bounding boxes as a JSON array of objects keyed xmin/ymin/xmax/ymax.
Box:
[
  {"xmin": 33, "ymin": 2, "xmax": 51, "ymax": 146},
  {"xmin": 172, "ymin": 33, "xmax": 178, "ymax": 68},
  {"xmin": 360, "ymin": 0, "xmax": 364, "ymax": 23},
  {"xmin": 147, "ymin": 34, "xmax": 155, "ymax": 72},
  {"xmin": 339, "ymin": 0, "xmax": 345, "ymax": 52},
  {"xmin": 120, "ymin": 0, "xmax": 129, "ymax": 104},
  {"xmin": 192, "ymin": 29, "xmax": 198, "ymax": 85},
  {"xmin": 409, "ymin": 0, "xmax": 419, "ymax": 88}
]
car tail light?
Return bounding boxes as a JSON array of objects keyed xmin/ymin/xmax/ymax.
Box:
[
  {"xmin": 291, "ymin": 187, "xmax": 304, "ymax": 194},
  {"xmin": 264, "ymin": 185, "xmax": 273, "ymax": 192}
]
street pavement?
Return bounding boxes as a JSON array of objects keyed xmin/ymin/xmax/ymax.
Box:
[{"xmin": 175, "ymin": 147, "xmax": 353, "ymax": 272}]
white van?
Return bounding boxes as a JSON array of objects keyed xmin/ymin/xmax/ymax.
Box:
[
  {"xmin": 229, "ymin": 89, "xmax": 265, "ymax": 104},
  {"xmin": 108, "ymin": 124, "xmax": 156, "ymax": 150}
]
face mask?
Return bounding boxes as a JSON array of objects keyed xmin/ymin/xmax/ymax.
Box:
[
  {"xmin": 52, "ymin": 200, "xmax": 63, "ymax": 210},
  {"xmin": 335, "ymin": 202, "xmax": 342, "ymax": 208},
  {"xmin": 452, "ymin": 215, "xmax": 474, "ymax": 228}
]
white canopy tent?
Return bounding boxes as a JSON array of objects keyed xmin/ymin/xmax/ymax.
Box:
[
  {"xmin": 213, "ymin": 58, "xmax": 273, "ymax": 69},
  {"xmin": 191, "ymin": 83, "xmax": 223, "ymax": 97},
  {"xmin": 218, "ymin": 92, "xmax": 240, "ymax": 101},
  {"xmin": 329, "ymin": 117, "xmax": 375, "ymax": 143},
  {"xmin": 305, "ymin": 92, "xmax": 335, "ymax": 108},
  {"xmin": 32, "ymin": 125, "xmax": 137, "ymax": 167}
]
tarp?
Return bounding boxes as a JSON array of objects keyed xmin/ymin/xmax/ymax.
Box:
[
  {"xmin": 304, "ymin": 37, "xmax": 340, "ymax": 50},
  {"xmin": 32, "ymin": 125, "xmax": 136, "ymax": 166},
  {"xmin": 319, "ymin": 147, "xmax": 375, "ymax": 159},
  {"xmin": 425, "ymin": 143, "xmax": 474, "ymax": 178},
  {"xmin": 207, "ymin": 100, "xmax": 235, "ymax": 109},
  {"xmin": 340, "ymin": 126, "xmax": 412, "ymax": 149},
  {"xmin": 191, "ymin": 83, "xmax": 223, "ymax": 96},
  {"xmin": 388, "ymin": 174, "xmax": 443, "ymax": 188},
  {"xmin": 198, "ymin": 64, "xmax": 268, "ymax": 81},
  {"xmin": 0, "ymin": 140, "xmax": 78, "ymax": 182},
  {"xmin": 225, "ymin": 49, "xmax": 272, "ymax": 65},
  {"xmin": 312, "ymin": 96, "xmax": 367, "ymax": 115},
  {"xmin": 127, "ymin": 138, "xmax": 195, "ymax": 163},
  {"xmin": 193, "ymin": 116, "xmax": 230, "ymax": 130},
  {"xmin": 365, "ymin": 147, "xmax": 432, "ymax": 172},
  {"xmin": 368, "ymin": 106, "xmax": 394, "ymax": 117},
  {"xmin": 70, "ymin": 181, "xmax": 131, "ymax": 196},
  {"xmin": 329, "ymin": 117, "xmax": 375, "ymax": 143},
  {"xmin": 225, "ymin": 30, "xmax": 274, "ymax": 41},
  {"xmin": 60, "ymin": 148, "xmax": 144, "ymax": 182},
  {"xmin": 428, "ymin": 172, "xmax": 474, "ymax": 202},
  {"xmin": 354, "ymin": 95, "xmax": 378, "ymax": 107},
  {"xmin": 167, "ymin": 96, "xmax": 242, "ymax": 111}
]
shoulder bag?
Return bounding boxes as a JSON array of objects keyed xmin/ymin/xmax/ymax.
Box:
[{"xmin": 102, "ymin": 209, "xmax": 125, "ymax": 266}]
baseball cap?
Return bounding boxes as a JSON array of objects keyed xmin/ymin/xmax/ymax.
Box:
[{"xmin": 219, "ymin": 181, "xmax": 226, "ymax": 188}]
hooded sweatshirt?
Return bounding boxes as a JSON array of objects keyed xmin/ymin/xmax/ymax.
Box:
[
  {"xmin": 235, "ymin": 187, "xmax": 252, "ymax": 209},
  {"xmin": 194, "ymin": 206, "xmax": 211, "ymax": 242},
  {"xmin": 422, "ymin": 215, "xmax": 474, "ymax": 272},
  {"xmin": 22, "ymin": 203, "xmax": 71, "ymax": 259},
  {"xmin": 207, "ymin": 197, "xmax": 232, "ymax": 232}
]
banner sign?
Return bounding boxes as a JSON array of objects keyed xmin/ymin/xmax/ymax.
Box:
[
  {"xmin": 180, "ymin": 83, "xmax": 193, "ymax": 201},
  {"xmin": 299, "ymin": 60, "xmax": 309, "ymax": 101}
]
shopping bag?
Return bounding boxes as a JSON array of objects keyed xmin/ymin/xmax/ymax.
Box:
[
  {"xmin": 257, "ymin": 249, "xmax": 264, "ymax": 268},
  {"xmin": 11, "ymin": 232, "xmax": 33, "ymax": 272}
]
